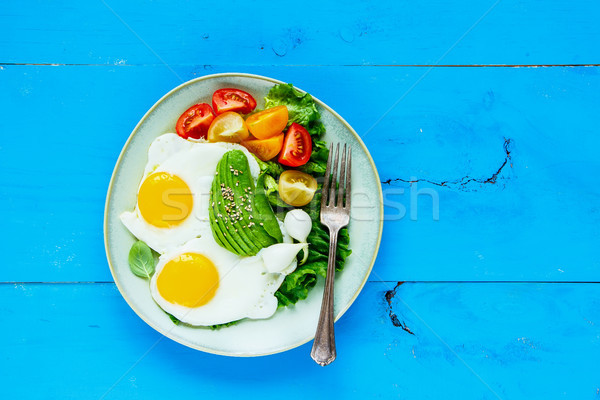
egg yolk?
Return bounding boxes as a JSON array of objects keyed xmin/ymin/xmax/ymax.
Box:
[
  {"xmin": 157, "ymin": 253, "xmax": 219, "ymax": 307},
  {"xmin": 138, "ymin": 172, "xmax": 193, "ymax": 228}
]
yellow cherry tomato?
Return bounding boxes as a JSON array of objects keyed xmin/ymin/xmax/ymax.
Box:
[
  {"xmin": 278, "ymin": 170, "xmax": 318, "ymax": 207},
  {"xmin": 245, "ymin": 105, "xmax": 288, "ymax": 139},
  {"xmin": 207, "ymin": 111, "xmax": 249, "ymax": 143},
  {"xmin": 241, "ymin": 133, "xmax": 284, "ymax": 161}
]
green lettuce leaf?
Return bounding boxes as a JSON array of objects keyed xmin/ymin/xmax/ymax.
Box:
[
  {"xmin": 164, "ymin": 311, "xmax": 240, "ymax": 330},
  {"xmin": 264, "ymin": 84, "xmax": 319, "ymax": 127},
  {"xmin": 276, "ymin": 221, "xmax": 351, "ymax": 306},
  {"xmin": 264, "ymin": 83, "xmax": 326, "ymax": 138},
  {"xmin": 274, "ymin": 187, "xmax": 351, "ymax": 307},
  {"xmin": 260, "ymin": 83, "xmax": 351, "ymax": 307},
  {"xmin": 253, "ymin": 155, "xmax": 285, "ymax": 176},
  {"xmin": 262, "ymin": 173, "xmax": 290, "ymax": 212},
  {"xmin": 210, "ymin": 320, "xmax": 240, "ymax": 330},
  {"xmin": 298, "ymin": 139, "xmax": 329, "ymax": 176}
]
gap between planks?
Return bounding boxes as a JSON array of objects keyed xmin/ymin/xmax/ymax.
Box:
[
  {"xmin": 1, "ymin": 281, "xmax": 599, "ymax": 285},
  {"xmin": 1, "ymin": 63, "xmax": 599, "ymax": 68}
]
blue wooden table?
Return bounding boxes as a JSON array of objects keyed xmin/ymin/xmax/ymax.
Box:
[{"xmin": 2, "ymin": 1, "xmax": 599, "ymax": 398}]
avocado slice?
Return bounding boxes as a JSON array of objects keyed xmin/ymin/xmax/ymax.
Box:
[
  {"xmin": 208, "ymin": 150, "xmax": 283, "ymax": 256},
  {"xmin": 213, "ymin": 152, "xmax": 257, "ymax": 255},
  {"xmin": 226, "ymin": 151, "xmax": 278, "ymax": 249},
  {"xmin": 217, "ymin": 152, "xmax": 261, "ymax": 255},
  {"xmin": 209, "ymin": 166, "xmax": 245, "ymax": 255},
  {"xmin": 208, "ymin": 172, "xmax": 239, "ymax": 254}
]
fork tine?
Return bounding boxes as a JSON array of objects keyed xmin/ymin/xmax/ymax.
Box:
[
  {"xmin": 328, "ymin": 144, "xmax": 340, "ymax": 207},
  {"xmin": 345, "ymin": 147, "xmax": 351, "ymax": 209},
  {"xmin": 321, "ymin": 143, "xmax": 334, "ymax": 208},
  {"xmin": 337, "ymin": 144, "xmax": 347, "ymax": 208}
]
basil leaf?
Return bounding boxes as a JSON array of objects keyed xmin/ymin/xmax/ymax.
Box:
[{"xmin": 128, "ymin": 241, "xmax": 155, "ymax": 279}]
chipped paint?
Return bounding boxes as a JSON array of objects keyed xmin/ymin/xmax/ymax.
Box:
[
  {"xmin": 382, "ymin": 138, "xmax": 513, "ymax": 191},
  {"xmin": 384, "ymin": 282, "xmax": 415, "ymax": 335}
]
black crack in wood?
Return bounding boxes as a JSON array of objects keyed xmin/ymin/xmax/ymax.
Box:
[
  {"xmin": 384, "ymin": 282, "xmax": 414, "ymax": 335},
  {"xmin": 382, "ymin": 138, "xmax": 513, "ymax": 191}
]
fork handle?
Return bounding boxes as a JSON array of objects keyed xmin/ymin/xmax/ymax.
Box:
[{"xmin": 311, "ymin": 227, "xmax": 339, "ymax": 366}]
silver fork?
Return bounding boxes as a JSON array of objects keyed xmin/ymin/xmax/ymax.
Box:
[{"xmin": 310, "ymin": 143, "xmax": 351, "ymax": 366}]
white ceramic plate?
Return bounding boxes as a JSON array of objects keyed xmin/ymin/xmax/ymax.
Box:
[{"xmin": 104, "ymin": 73, "xmax": 383, "ymax": 356}]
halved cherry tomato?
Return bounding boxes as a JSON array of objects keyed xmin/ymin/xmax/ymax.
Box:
[
  {"xmin": 212, "ymin": 88, "xmax": 257, "ymax": 115},
  {"xmin": 175, "ymin": 103, "xmax": 215, "ymax": 139},
  {"xmin": 278, "ymin": 170, "xmax": 318, "ymax": 207},
  {"xmin": 245, "ymin": 105, "xmax": 288, "ymax": 139},
  {"xmin": 207, "ymin": 112, "xmax": 249, "ymax": 143},
  {"xmin": 241, "ymin": 134, "xmax": 284, "ymax": 161},
  {"xmin": 278, "ymin": 123, "xmax": 312, "ymax": 167}
]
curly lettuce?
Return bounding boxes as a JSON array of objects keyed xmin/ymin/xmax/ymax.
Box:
[
  {"xmin": 264, "ymin": 83, "xmax": 327, "ymax": 138},
  {"xmin": 261, "ymin": 83, "xmax": 352, "ymax": 307},
  {"xmin": 276, "ymin": 219, "xmax": 351, "ymax": 306}
]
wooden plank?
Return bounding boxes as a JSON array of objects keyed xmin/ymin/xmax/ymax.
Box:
[
  {"xmin": 1, "ymin": 65, "xmax": 599, "ymax": 282},
  {"xmin": 0, "ymin": 282, "xmax": 598, "ymax": 398},
  {"xmin": 2, "ymin": 0, "xmax": 600, "ymax": 65}
]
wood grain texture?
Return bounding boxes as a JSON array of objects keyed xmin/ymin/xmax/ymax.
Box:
[
  {"xmin": 2, "ymin": 0, "xmax": 600, "ymax": 65},
  {"xmin": 1, "ymin": 65, "xmax": 599, "ymax": 282},
  {"xmin": 1, "ymin": 282, "xmax": 598, "ymax": 399}
]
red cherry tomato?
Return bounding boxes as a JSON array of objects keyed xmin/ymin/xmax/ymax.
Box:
[
  {"xmin": 212, "ymin": 88, "xmax": 257, "ymax": 115},
  {"xmin": 278, "ymin": 123, "xmax": 312, "ymax": 167},
  {"xmin": 175, "ymin": 103, "xmax": 216, "ymax": 139}
]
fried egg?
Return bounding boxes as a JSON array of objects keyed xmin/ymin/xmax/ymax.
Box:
[
  {"xmin": 150, "ymin": 234, "xmax": 303, "ymax": 325},
  {"xmin": 120, "ymin": 133, "xmax": 260, "ymax": 253}
]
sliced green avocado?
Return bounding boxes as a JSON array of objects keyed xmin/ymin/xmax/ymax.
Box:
[
  {"xmin": 208, "ymin": 150, "xmax": 282, "ymax": 256},
  {"xmin": 209, "ymin": 167, "xmax": 245, "ymax": 255},
  {"xmin": 226, "ymin": 150, "xmax": 279, "ymax": 249},
  {"xmin": 217, "ymin": 152, "xmax": 261, "ymax": 255},
  {"xmin": 208, "ymin": 186, "xmax": 235, "ymax": 253}
]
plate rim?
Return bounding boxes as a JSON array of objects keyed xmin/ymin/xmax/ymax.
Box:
[{"xmin": 103, "ymin": 72, "xmax": 384, "ymax": 357}]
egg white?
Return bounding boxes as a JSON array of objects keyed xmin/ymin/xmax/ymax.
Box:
[
  {"xmin": 150, "ymin": 234, "xmax": 303, "ymax": 326},
  {"xmin": 284, "ymin": 209, "xmax": 313, "ymax": 242},
  {"xmin": 120, "ymin": 133, "xmax": 260, "ymax": 254}
]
